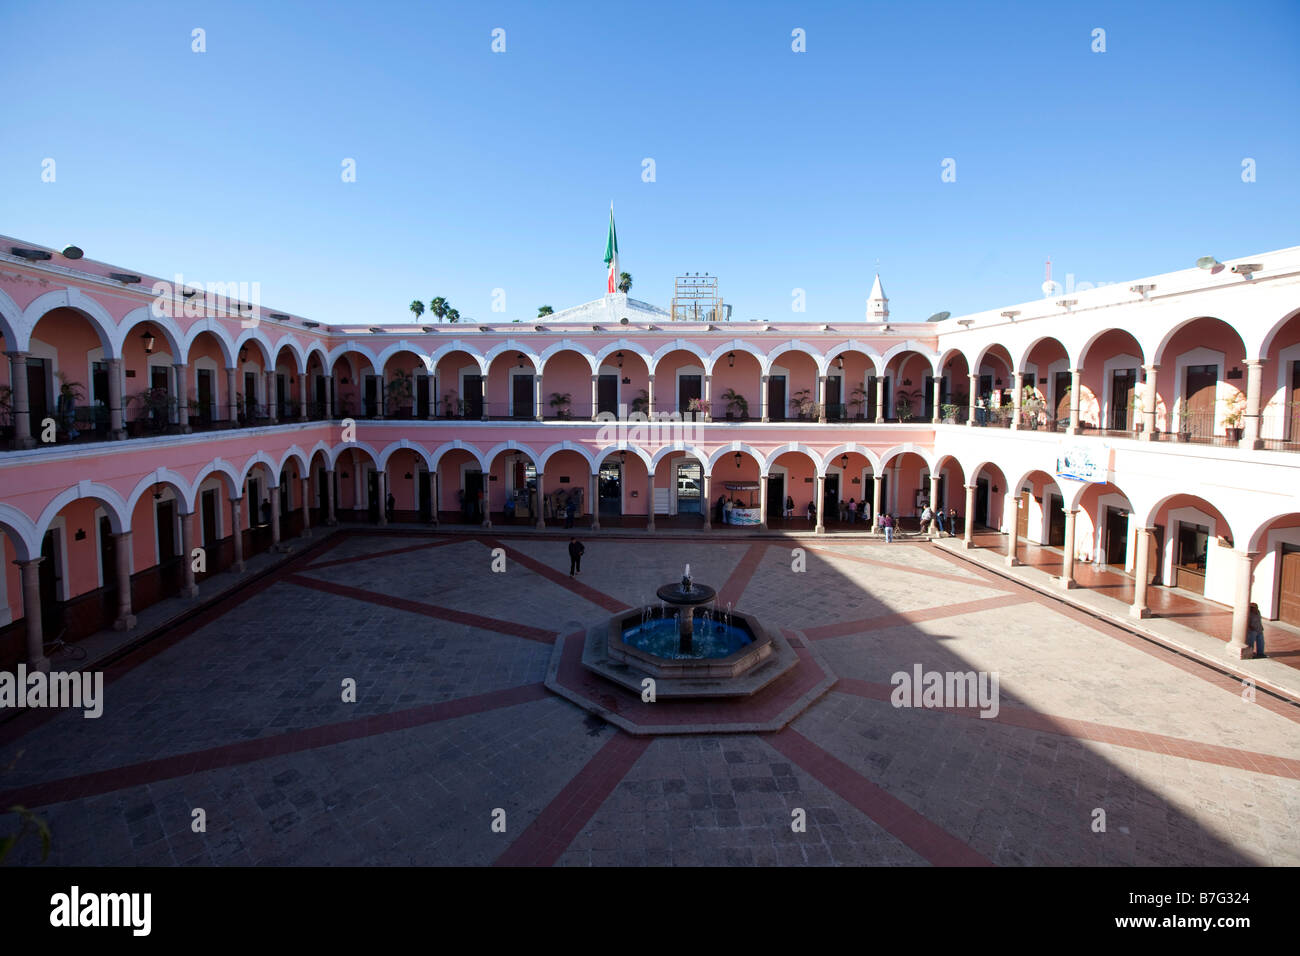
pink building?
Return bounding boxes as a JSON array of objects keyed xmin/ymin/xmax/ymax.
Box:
[{"xmin": 1, "ymin": 237, "xmax": 1298, "ymax": 670}]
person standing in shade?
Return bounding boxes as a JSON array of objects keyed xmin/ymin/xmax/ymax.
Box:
[
  {"xmin": 920, "ymin": 503, "xmax": 934, "ymax": 536},
  {"xmin": 565, "ymin": 495, "xmax": 577, "ymax": 529},
  {"xmin": 476, "ymin": 489, "xmax": 486, "ymax": 523},
  {"xmin": 882, "ymin": 512, "xmax": 894, "ymax": 544},
  {"xmin": 847, "ymin": 498, "xmax": 857, "ymax": 524},
  {"xmin": 1247, "ymin": 603, "xmax": 1266, "ymax": 658},
  {"xmin": 935, "ymin": 507, "xmax": 946, "ymax": 536},
  {"xmin": 784, "ymin": 495, "xmax": 794, "ymax": 519},
  {"xmin": 261, "ymin": 499, "xmax": 272, "ymax": 527},
  {"xmin": 568, "ymin": 536, "xmax": 585, "ymax": 576},
  {"xmin": 948, "ymin": 507, "xmax": 959, "ymax": 537},
  {"xmin": 386, "ymin": 491, "xmax": 396, "ymax": 523}
]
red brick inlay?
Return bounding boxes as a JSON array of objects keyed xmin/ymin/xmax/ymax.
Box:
[
  {"xmin": 832, "ymin": 678, "xmax": 1300, "ymax": 779},
  {"xmin": 479, "ymin": 537, "xmax": 631, "ymax": 612},
  {"xmin": 287, "ymin": 573, "xmax": 557, "ymax": 643},
  {"xmin": 304, "ymin": 536, "xmax": 465, "ymax": 571},
  {"xmin": 494, "ymin": 732, "xmax": 651, "ymax": 866},
  {"xmin": 716, "ymin": 542, "xmax": 770, "ymax": 608},
  {"xmin": 802, "ymin": 593, "xmax": 1030, "ymax": 641},
  {"xmin": 768, "ymin": 728, "xmax": 992, "ymax": 866},
  {"xmin": 0, "ymin": 683, "xmax": 552, "ymax": 809}
]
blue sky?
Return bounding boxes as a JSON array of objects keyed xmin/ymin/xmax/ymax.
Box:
[{"xmin": 2, "ymin": 0, "xmax": 1297, "ymax": 326}]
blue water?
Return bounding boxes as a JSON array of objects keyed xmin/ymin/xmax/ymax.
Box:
[{"xmin": 622, "ymin": 614, "xmax": 753, "ymax": 660}]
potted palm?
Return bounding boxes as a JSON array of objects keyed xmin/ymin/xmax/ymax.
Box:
[
  {"xmin": 721, "ymin": 388, "xmax": 749, "ymax": 420},
  {"xmin": 631, "ymin": 388, "xmax": 649, "ymax": 416},
  {"xmin": 894, "ymin": 389, "xmax": 920, "ymax": 422},
  {"xmin": 790, "ymin": 388, "xmax": 812, "ymax": 420},
  {"xmin": 549, "ymin": 391, "xmax": 573, "ymax": 419},
  {"xmin": 56, "ymin": 373, "xmax": 85, "ymax": 439},
  {"xmin": 848, "ymin": 386, "xmax": 867, "ymax": 420},
  {"xmin": 387, "ymin": 368, "xmax": 414, "ymax": 418},
  {"xmin": 1221, "ymin": 393, "xmax": 1246, "ymax": 442},
  {"xmin": 686, "ymin": 396, "xmax": 707, "ymax": 420}
]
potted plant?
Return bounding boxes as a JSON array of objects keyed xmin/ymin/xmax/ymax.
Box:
[
  {"xmin": 1172, "ymin": 398, "xmax": 1192, "ymax": 441},
  {"xmin": 686, "ymin": 396, "xmax": 707, "ymax": 420},
  {"xmin": 55, "ymin": 373, "xmax": 85, "ymax": 439},
  {"xmin": 894, "ymin": 389, "xmax": 920, "ymax": 422},
  {"xmin": 1221, "ymin": 392, "xmax": 1246, "ymax": 442},
  {"xmin": 387, "ymin": 368, "xmax": 414, "ymax": 418},
  {"xmin": 1021, "ymin": 386, "xmax": 1046, "ymax": 429},
  {"xmin": 848, "ymin": 386, "xmax": 867, "ymax": 420},
  {"xmin": 721, "ymin": 388, "xmax": 749, "ymax": 421},
  {"xmin": 940, "ymin": 403, "xmax": 960, "ymax": 424},
  {"xmin": 631, "ymin": 388, "xmax": 649, "ymax": 416},
  {"xmin": 790, "ymin": 388, "xmax": 812, "ymax": 420},
  {"xmin": 549, "ymin": 391, "xmax": 573, "ymax": 419}
]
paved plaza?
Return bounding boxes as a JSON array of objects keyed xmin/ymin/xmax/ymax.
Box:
[{"xmin": 2, "ymin": 530, "xmax": 1298, "ymax": 867}]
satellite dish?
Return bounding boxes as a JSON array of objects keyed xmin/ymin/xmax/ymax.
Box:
[
  {"xmin": 927, "ymin": 311, "xmax": 951, "ymax": 323},
  {"xmin": 61, "ymin": 245, "xmax": 84, "ymax": 259},
  {"xmin": 1196, "ymin": 256, "xmax": 1220, "ymax": 270}
]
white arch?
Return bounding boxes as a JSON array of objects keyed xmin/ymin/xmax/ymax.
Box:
[
  {"xmin": 239, "ymin": 450, "xmax": 281, "ymax": 487},
  {"xmin": 233, "ymin": 327, "xmax": 276, "ymax": 365},
  {"xmin": 534, "ymin": 440, "xmax": 595, "ymax": 473},
  {"xmin": 276, "ymin": 444, "xmax": 312, "ymax": 477},
  {"xmin": 484, "ymin": 339, "xmax": 544, "ymax": 371},
  {"xmin": 969, "ymin": 341, "xmax": 1015, "ymax": 374},
  {"xmin": 705, "ymin": 440, "xmax": 767, "ymax": 473},
  {"xmin": 116, "ymin": 305, "xmax": 184, "ymax": 361},
  {"xmin": 881, "ymin": 340, "xmax": 941, "ymax": 376},
  {"xmin": 537, "ymin": 339, "xmax": 597, "ymax": 373},
  {"xmin": 304, "ymin": 439, "xmax": 333, "ymax": 468},
  {"xmin": 428, "ymin": 339, "xmax": 488, "ymax": 376},
  {"xmin": 763, "ymin": 441, "xmax": 822, "ymax": 475},
  {"xmin": 374, "ymin": 340, "xmax": 433, "ymax": 374},
  {"xmin": 706, "ymin": 340, "xmax": 767, "ymax": 375},
  {"xmin": 649, "ymin": 442, "xmax": 709, "ymax": 472},
  {"xmin": 429, "ymin": 439, "xmax": 485, "ymax": 470},
  {"xmin": 1015, "ymin": 335, "xmax": 1074, "ymax": 374},
  {"xmin": 0, "ymin": 503, "xmax": 41, "ymax": 561},
  {"xmin": 270, "ymin": 333, "xmax": 309, "ymax": 373},
  {"xmin": 1139, "ymin": 491, "xmax": 1238, "ymax": 543},
  {"xmin": 21, "ymin": 287, "xmax": 117, "ymax": 355},
  {"xmin": 125, "ymin": 468, "xmax": 196, "ymax": 516},
  {"xmin": 823, "ymin": 340, "xmax": 885, "ymax": 378},
  {"xmin": 591, "ymin": 441, "xmax": 654, "ymax": 472},
  {"xmin": 303, "ymin": 341, "xmax": 330, "ymax": 371},
  {"xmin": 1151, "ymin": 314, "xmax": 1245, "ymax": 368},
  {"xmin": 1075, "ymin": 325, "xmax": 1146, "ymax": 369},
  {"xmin": 376, "ymin": 438, "xmax": 436, "ymax": 472},
  {"xmin": 764, "ymin": 340, "xmax": 823, "ymax": 375},
  {"xmin": 0, "ymin": 285, "xmax": 22, "ymax": 348},
  {"xmin": 592, "ymin": 338, "xmax": 654, "ymax": 370},
  {"xmin": 325, "ymin": 441, "xmax": 382, "ymax": 471},
  {"xmin": 191, "ymin": 458, "xmax": 243, "ymax": 498},
  {"xmin": 36, "ymin": 481, "xmax": 131, "ymax": 538},
  {"xmin": 819, "ymin": 441, "xmax": 883, "ymax": 474},
  {"xmin": 325, "ymin": 340, "xmax": 379, "ymax": 372},
  {"xmin": 180, "ymin": 318, "xmax": 237, "ymax": 366},
  {"xmin": 651, "ymin": 338, "xmax": 710, "ymax": 370},
  {"xmin": 877, "ymin": 442, "xmax": 935, "ymax": 471}
]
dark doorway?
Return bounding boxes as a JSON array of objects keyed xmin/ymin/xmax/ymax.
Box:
[
  {"xmin": 1184, "ymin": 364, "xmax": 1218, "ymax": 439},
  {"xmin": 463, "ymin": 375, "xmax": 484, "ymax": 418},
  {"xmin": 1054, "ymin": 371, "xmax": 1072, "ymax": 425},
  {"xmin": 1047, "ymin": 493, "xmax": 1065, "ymax": 547},
  {"xmin": 364, "ymin": 376, "xmax": 379, "ymax": 418},
  {"xmin": 1104, "ymin": 507, "xmax": 1128, "ymax": 567},
  {"xmin": 26, "ymin": 359, "xmax": 50, "ymax": 429},
  {"xmin": 156, "ymin": 498, "xmax": 181, "ymax": 595},
  {"xmin": 678, "ymin": 375, "xmax": 702, "ymax": 415},
  {"xmin": 975, "ymin": 477, "xmax": 989, "ymax": 527},
  {"xmin": 597, "ymin": 374, "xmax": 618, "ymax": 416},
  {"xmin": 201, "ymin": 489, "xmax": 219, "ymax": 555},
  {"xmin": 922, "ymin": 375, "xmax": 935, "ymax": 421},
  {"xmin": 244, "ymin": 371, "xmax": 259, "ymax": 417},
  {"xmin": 1290, "ymin": 361, "xmax": 1300, "ymax": 442},
  {"xmin": 99, "ymin": 516, "xmax": 117, "ymax": 600},
  {"xmin": 276, "ymin": 374, "xmax": 287, "ymax": 418},
  {"xmin": 598, "ymin": 461, "xmax": 622, "ymax": 516},
  {"xmin": 512, "ymin": 374, "xmax": 534, "ymax": 419},
  {"xmin": 1174, "ymin": 522, "xmax": 1209, "ymax": 594},
  {"xmin": 1110, "ymin": 369, "xmax": 1136, "ymax": 431},
  {"xmin": 91, "ymin": 360, "xmax": 109, "ymax": 432},
  {"xmin": 826, "ymin": 377, "xmax": 843, "ymax": 419},
  {"xmin": 39, "ymin": 530, "xmax": 61, "ymax": 636},
  {"xmin": 366, "ymin": 472, "xmax": 380, "ymax": 523},
  {"xmin": 766, "ymin": 474, "xmax": 784, "ymax": 519},
  {"xmin": 464, "ymin": 470, "xmax": 484, "ymax": 522},
  {"xmin": 767, "ymin": 376, "xmax": 786, "ymax": 421},
  {"xmin": 416, "ymin": 375, "xmax": 431, "ymax": 418},
  {"xmin": 196, "ymin": 369, "xmax": 213, "ymax": 425},
  {"xmin": 867, "ymin": 375, "xmax": 890, "ymax": 420},
  {"xmin": 418, "ymin": 472, "xmax": 433, "ymax": 522},
  {"xmin": 823, "ymin": 474, "xmax": 840, "ymax": 520}
]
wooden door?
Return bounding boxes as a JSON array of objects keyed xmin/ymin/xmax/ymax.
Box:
[
  {"xmin": 1055, "ymin": 371, "xmax": 1072, "ymax": 424},
  {"xmin": 1111, "ymin": 369, "xmax": 1135, "ymax": 430},
  {"xmin": 1289, "ymin": 362, "xmax": 1300, "ymax": 442},
  {"xmin": 1016, "ymin": 492, "xmax": 1030, "ymax": 538},
  {"xmin": 1185, "ymin": 364, "xmax": 1218, "ymax": 438},
  {"xmin": 768, "ymin": 377, "xmax": 786, "ymax": 421},
  {"xmin": 197, "ymin": 369, "xmax": 213, "ymax": 424},
  {"xmin": 678, "ymin": 375, "xmax": 701, "ymax": 415},
  {"xmin": 1047, "ymin": 494, "xmax": 1065, "ymax": 546},
  {"xmin": 1104, "ymin": 508, "xmax": 1128, "ymax": 566},
  {"xmin": 597, "ymin": 375, "xmax": 618, "ymax": 416},
  {"xmin": 463, "ymin": 375, "xmax": 483, "ymax": 418},
  {"xmin": 512, "ymin": 375, "xmax": 534, "ymax": 418},
  {"xmin": 1278, "ymin": 547, "xmax": 1300, "ymax": 626}
]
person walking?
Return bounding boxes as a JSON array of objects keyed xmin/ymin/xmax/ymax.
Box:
[
  {"xmin": 715, "ymin": 494, "xmax": 726, "ymax": 526},
  {"xmin": 920, "ymin": 504, "xmax": 934, "ymax": 536},
  {"xmin": 882, "ymin": 512, "xmax": 894, "ymax": 543},
  {"xmin": 1247, "ymin": 603, "xmax": 1266, "ymax": 658},
  {"xmin": 806, "ymin": 499, "xmax": 816, "ymax": 523},
  {"xmin": 847, "ymin": 498, "xmax": 857, "ymax": 524},
  {"xmin": 568, "ymin": 536, "xmax": 585, "ymax": 576},
  {"xmin": 935, "ymin": 507, "xmax": 946, "ymax": 536},
  {"xmin": 386, "ymin": 491, "xmax": 396, "ymax": 523},
  {"xmin": 838, "ymin": 499, "xmax": 848, "ymax": 523}
]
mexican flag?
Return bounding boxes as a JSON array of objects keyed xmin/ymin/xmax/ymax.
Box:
[{"xmin": 604, "ymin": 204, "xmax": 618, "ymax": 294}]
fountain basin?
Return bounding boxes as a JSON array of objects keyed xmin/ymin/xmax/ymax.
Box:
[{"xmin": 607, "ymin": 607, "xmax": 774, "ymax": 680}]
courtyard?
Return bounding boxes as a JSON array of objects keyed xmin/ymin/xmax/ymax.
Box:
[{"xmin": 2, "ymin": 530, "xmax": 1297, "ymax": 867}]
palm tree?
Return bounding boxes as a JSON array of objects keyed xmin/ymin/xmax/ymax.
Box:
[
  {"xmin": 446, "ymin": 307, "xmax": 460, "ymax": 324},
  {"xmin": 618, "ymin": 273, "xmax": 632, "ymax": 294},
  {"xmin": 537, "ymin": 305, "xmax": 554, "ymax": 317},
  {"xmin": 409, "ymin": 300, "xmax": 425, "ymax": 322},
  {"xmin": 430, "ymin": 297, "xmax": 448, "ymax": 323}
]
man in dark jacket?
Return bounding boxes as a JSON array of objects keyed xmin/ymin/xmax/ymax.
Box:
[{"xmin": 568, "ymin": 537, "xmax": 585, "ymax": 576}]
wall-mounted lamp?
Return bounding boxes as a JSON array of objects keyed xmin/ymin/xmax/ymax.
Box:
[
  {"xmin": 615, "ymin": 351, "xmax": 624, "ymax": 368},
  {"xmin": 836, "ymin": 356, "xmax": 844, "ymax": 369},
  {"xmin": 728, "ymin": 351, "xmax": 735, "ymax": 368},
  {"xmin": 516, "ymin": 352, "xmax": 525, "ymax": 368},
  {"xmin": 239, "ymin": 346, "xmax": 249, "ymax": 362},
  {"xmin": 840, "ymin": 454, "xmax": 848, "ymax": 469},
  {"xmin": 141, "ymin": 328, "xmax": 156, "ymax": 354},
  {"xmin": 734, "ymin": 452, "xmax": 742, "ymax": 469}
]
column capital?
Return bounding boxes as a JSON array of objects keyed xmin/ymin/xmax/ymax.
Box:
[
  {"xmin": 6, "ymin": 349, "xmax": 30, "ymax": 360},
  {"xmin": 1245, "ymin": 358, "xmax": 1265, "ymax": 367},
  {"xmin": 13, "ymin": 556, "xmax": 44, "ymax": 568},
  {"xmin": 1069, "ymin": 367, "xmax": 1083, "ymax": 374},
  {"xmin": 113, "ymin": 529, "xmax": 133, "ymax": 540}
]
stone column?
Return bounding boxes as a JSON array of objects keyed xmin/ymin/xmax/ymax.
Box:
[
  {"xmin": 702, "ymin": 473, "xmax": 712, "ymax": 531},
  {"xmin": 1227, "ymin": 549, "xmax": 1256, "ymax": 658},
  {"xmin": 874, "ymin": 376, "xmax": 885, "ymax": 423},
  {"xmin": 1061, "ymin": 509, "xmax": 1078, "ymax": 588},
  {"xmin": 7, "ymin": 351, "xmax": 35, "ymax": 448},
  {"xmin": 174, "ymin": 363, "xmax": 191, "ymax": 432},
  {"xmin": 590, "ymin": 472, "xmax": 600, "ymax": 530},
  {"xmin": 535, "ymin": 473, "xmax": 545, "ymax": 529},
  {"xmin": 16, "ymin": 558, "xmax": 49, "ymax": 672},
  {"xmin": 817, "ymin": 375, "xmax": 827, "ymax": 424},
  {"xmin": 1243, "ymin": 359, "xmax": 1265, "ymax": 449},
  {"xmin": 1068, "ymin": 368, "xmax": 1081, "ymax": 434},
  {"xmin": 704, "ymin": 374, "xmax": 713, "ymax": 422},
  {"xmin": 180, "ymin": 512, "xmax": 199, "ymax": 597},
  {"xmin": 590, "ymin": 374, "xmax": 599, "ymax": 422},
  {"xmin": 375, "ymin": 471, "xmax": 388, "ymax": 527},
  {"xmin": 760, "ymin": 375, "xmax": 770, "ymax": 422},
  {"xmin": 270, "ymin": 486, "xmax": 283, "ymax": 545},
  {"xmin": 814, "ymin": 474, "xmax": 825, "ymax": 534},
  {"xmin": 300, "ymin": 476, "xmax": 312, "ymax": 537},
  {"xmin": 298, "ymin": 374, "xmax": 309, "ymax": 422},
  {"xmin": 1131, "ymin": 527, "xmax": 1153, "ymax": 618},
  {"xmin": 931, "ymin": 377, "xmax": 942, "ymax": 424},
  {"xmin": 928, "ymin": 474, "xmax": 940, "ymax": 538},
  {"xmin": 534, "ymin": 374, "xmax": 543, "ymax": 422},
  {"xmin": 431, "ymin": 471, "xmax": 440, "ymax": 525},
  {"xmin": 1140, "ymin": 365, "xmax": 1158, "ymax": 439},
  {"xmin": 963, "ymin": 484, "xmax": 976, "ymax": 548},
  {"xmin": 230, "ymin": 497, "xmax": 246, "ymax": 571},
  {"xmin": 647, "ymin": 374, "xmax": 656, "ymax": 417},
  {"xmin": 759, "ymin": 474, "xmax": 769, "ymax": 530},
  {"xmin": 1005, "ymin": 497, "xmax": 1020, "ymax": 567},
  {"xmin": 967, "ymin": 373, "xmax": 978, "ymax": 427},
  {"xmin": 265, "ymin": 370, "xmax": 278, "ymax": 424},
  {"xmin": 108, "ymin": 357, "xmax": 125, "ymax": 439},
  {"xmin": 645, "ymin": 469, "xmax": 655, "ymax": 532},
  {"xmin": 872, "ymin": 475, "xmax": 883, "ymax": 533},
  {"xmin": 1010, "ymin": 370, "xmax": 1022, "ymax": 430},
  {"xmin": 225, "ymin": 366, "xmax": 239, "ymax": 427},
  {"xmin": 325, "ymin": 377, "xmax": 335, "ymax": 419},
  {"xmin": 324, "ymin": 470, "xmax": 338, "ymax": 526},
  {"xmin": 114, "ymin": 531, "xmax": 136, "ymax": 629}
]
